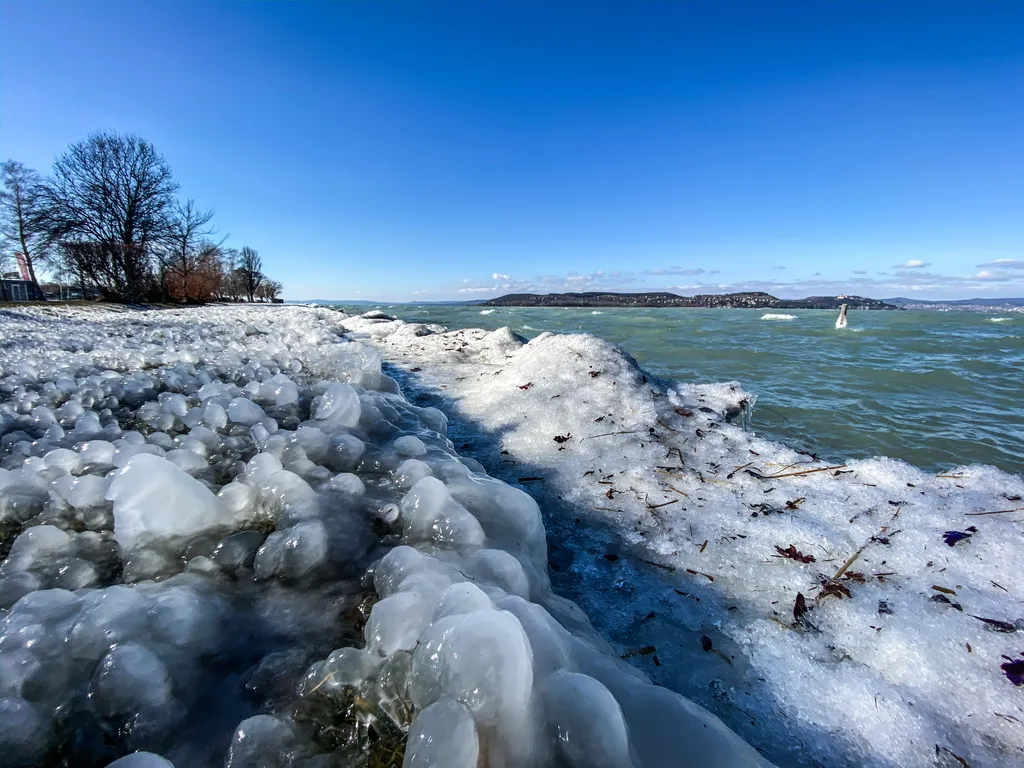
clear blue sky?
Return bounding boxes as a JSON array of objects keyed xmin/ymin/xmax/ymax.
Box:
[{"xmin": 2, "ymin": 1, "xmax": 1022, "ymax": 300}]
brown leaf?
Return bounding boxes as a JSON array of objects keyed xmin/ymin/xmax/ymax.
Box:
[
  {"xmin": 518, "ymin": 382, "xmax": 533, "ymax": 390},
  {"xmin": 553, "ymin": 433, "xmax": 572, "ymax": 443},
  {"xmin": 700, "ymin": 635, "xmax": 713, "ymax": 652},
  {"xmin": 819, "ymin": 580, "xmax": 852, "ymax": 600},
  {"xmin": 774, "ymin": 544, "xmax": 816, "ymax": 564}
]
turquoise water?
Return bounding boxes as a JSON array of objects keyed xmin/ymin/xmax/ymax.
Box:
[{"xmin": 330, "ymin": 304, "xmax": 1024, "ymax": 475}]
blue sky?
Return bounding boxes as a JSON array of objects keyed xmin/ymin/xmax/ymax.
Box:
[{"xmin": 2, "ymin": 1, "xmax": 1022, "ymax": 301}]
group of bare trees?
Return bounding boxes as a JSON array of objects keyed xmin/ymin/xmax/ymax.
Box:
[{"xmin": 0, "ymin": 132, "xmax": 282, "ymax": 303}]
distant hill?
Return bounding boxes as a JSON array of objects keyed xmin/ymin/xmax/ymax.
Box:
[
  {"xmin": 482, "ymin": 291, "xmax": 897, "ymax": 310},
  {"xmin": 884, "ymin": 297, "xmax": 1024, "ymax": 308}
]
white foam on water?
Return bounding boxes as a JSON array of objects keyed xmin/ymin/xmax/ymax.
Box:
[
  {"xmin": 479, "ymin": 309, "xmax": 496, "ymax": 315},
  {"xmin": 761, "ymin": 313, "xmax": 797, "ymax": 320}
]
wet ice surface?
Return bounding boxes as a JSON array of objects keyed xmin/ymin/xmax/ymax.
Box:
[
  {"xmin": 0, "ymin": 305, "xmax": 767, "ymax": 768},
  {"xmin": 339, "ymin": 311, "xmax": 1024, "ymax": 768}
]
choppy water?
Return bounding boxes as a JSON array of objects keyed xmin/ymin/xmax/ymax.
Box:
[{"xmin": 328, "ymin": 304, "xmax": 1024, "ymax": 475}]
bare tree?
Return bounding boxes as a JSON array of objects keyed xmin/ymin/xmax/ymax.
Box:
[
  {"xmin": 254, "ymin": 278, "xmax": 283, "ymax": 302},
  {"xmin": 238, "ymin": 246, "xmax": 264, "ymax": 302},
  {"xmin": 0, "ymin": 160, "xmax": 52, "ymax": 287},
  {"xmin": 160, "ymin": 198, "xmax": 216, "ymax": 301},
  {"xmin": 39, "ymin": 131, "xmax": 178, "ymax": 301}
]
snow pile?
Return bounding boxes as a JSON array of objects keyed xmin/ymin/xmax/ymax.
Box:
[
  {"xmin": 0, "ymin": 305, "xmax": 766, "ymax": 767},
  {"xmin": 342, "ymin": 310, "xmax": 1024, "ymax": 768}
]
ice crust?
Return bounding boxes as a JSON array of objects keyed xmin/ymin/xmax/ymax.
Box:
[
  {"xmin": 340, "ymin": 309, "xmax": 1024, "ymax": 768},
  {"xmin": 0, "ymin": 305, "xmax": 771, "ymax": 768}
]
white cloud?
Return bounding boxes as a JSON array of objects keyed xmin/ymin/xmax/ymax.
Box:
[
  {"xmin": 646, "ymin": 267, "xmax": 705, "ymax": 276},
  {"xmin": 977, "ymin": 258, "xmax": 1024, "ymax": 270},
  {"xmin": 973, "ymin": 270, "xmax": 1008, "ymax": 281},
  {"xmin": 893, "ymin": 259, "xmax": 930, "ymax": 269},
  {"xmin": 456, "ymin": 286, "xmax": 497, "ymax": 294},
  {"xmin": 492, "ymin": 272, "xmax": 510, "ymax": 280}
]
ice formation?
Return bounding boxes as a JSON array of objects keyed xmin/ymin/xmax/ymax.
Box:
[{"xmin": 0, "ymin": 305, "xmax": 772, "ymax": 768}]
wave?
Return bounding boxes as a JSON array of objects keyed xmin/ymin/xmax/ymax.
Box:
[
  {"xmin": 989, "ymin": 317, "xmax": 1011, "ymax": 323},
  {"xmin": 760, "ymin": 313, "xmax": 796, "ymax": 320},
  {"xmin": 591, "ymin": 311, "xmax": 604, "ymax": 315},
  {"xmin": 479, "ymin": 309, "xmax": 496, "ymax": 315}
]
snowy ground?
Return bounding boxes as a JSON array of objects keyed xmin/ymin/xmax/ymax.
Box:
[
  {"xmin": 338, "ymin": 310, "xmax": 1024, "ymax": 768},
  {"xmin": 0, "ymin": 304, "xmax": 770, "ymax": 768}
]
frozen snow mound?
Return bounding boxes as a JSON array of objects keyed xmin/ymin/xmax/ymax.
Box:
[{"xmin": 0, "ymin": 304, "xmax": 771, "ymax": 768}]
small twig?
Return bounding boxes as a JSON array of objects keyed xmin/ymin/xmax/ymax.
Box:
[
  {"xmin": 964, "ymin": 507, "xmax": 1024, "ymax": 517},
  {"xmin": 754, "ymin": 465, "xmax": 847, "ymax": 480},
  {"xmin": 727, "ymin": 462, "xmax": 753, "ymax": 479},
  {"xmin": 647, "ymin": 499, "xmax": 679, "ymax": 510},
  {"xmin": 834, "ymin": 506, "xmax": 901, "ymax": 581},
  {"xmin": 581, "ymin": 429, "xmax": 642, "ymax": 442}
]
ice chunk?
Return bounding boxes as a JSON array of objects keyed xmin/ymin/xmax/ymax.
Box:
[
  {"xmin": 202, "ymin": 401, "xmax": 228, "ymax": 431},
  {"xmin": 253, "ymin": 521, "xmax": 328, "ymax": 581},
  {"xmin": 106, "ymin": 454, "xmax": 238, "ymax": 553},
  {"xmin": 68, "ymin": 585, "xmax": 148, "ymax": 660},
  {"xmin": 317, "ymin": 647, "xmax": 378, "ymax": 691},
  {"xmin": 409, "ymin": 608, "xmax": 533, "ymax": 725},
  {"xmin": 0, "ymin": 484, "xmax": 47, "ymax": 524},
  {"xmin": 539, "ymin": 671, "xmax": 632, "ymax": 768},
  {"xmin": 313, "ymin": 382, "xmax": 361, "ymax": 427},
  {"xmin": 90, "ymin": 642, "xmax": 172, "ymax": 717},
  {"xmin": 44, "ymin": 447, "xmax": 81, "ymax": 475},
  {"xmin": 2, "ymin": 525, "xmax": 72, "ymax": 574},
  {"xmin": 395, "ymin": 459, "xmax": 433, "ymax": 488},
  {"xmin": 393, "ymin": 435, "xmax": 427, "ymax": 458},
  {"xmin": 0, "ymin": 698, "xmax": 52, "ymax": 768},
  {"xmin": 465, "ymin": 549, "xmax": 530, "ymax": 599},
  {"xmin": 106, "ymin": 753, "xmax": 176, "ymax": 768},
  {"xmin": 399, "ymin": 477, "xmax": 485, "ymax": 549},
  {"xmin": 433, "ymin": 582, "xmax": 493, "ymax": 620},
  {"xmin": 226, "ymin": 397, "xmax": 265, "ymax": 426},
  {"xmin": 364, "ymin": 590, "xmax": 435, "ymax": 657},
  {"xmin": 211, "ymin": 531, "xmax": 265, "ymax": 571},
  {"xmin": 403, "ymin": 699, "xmax": 478, "ymax": 768},
  {"xmin": 225, "ymin": 715, "xmax": 299, "ymax": 768},
  {"xmin": 78, "ymin": 440, "xmax": 116, "ymax": 469},
  {"xmin": 327, "ymin": 473, "xmax": 365, "ymax": 496},
  {"xmin": 61, "ymin": 474, "xmax": 111, "ymax": 510},
  {"xmin": 164, "ymin": 448, "xmax": 208, "ymax": 475}
]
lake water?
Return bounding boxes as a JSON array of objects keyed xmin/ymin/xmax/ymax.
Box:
[{"xmin": 327, "ymin": 304, "xmax": 1024, "ymax": 476}]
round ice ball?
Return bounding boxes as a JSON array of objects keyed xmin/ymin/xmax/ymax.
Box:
[
  {"xmin": 403, "ymin": 698, "xmax": 478, "ymax": 768},
  {"xmin": 410, "ymin": 608, "xmax": 533, "ymax": 725}
]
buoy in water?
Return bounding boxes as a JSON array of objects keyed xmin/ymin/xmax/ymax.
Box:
[{"xmin": 835, "ymin": 303, "xmax": 848, "ymax": 329}]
